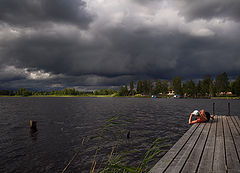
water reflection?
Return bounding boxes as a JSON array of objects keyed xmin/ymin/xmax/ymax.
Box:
[{"xmin": 29, "ymin": 129, "xmax": 38, "ymax": 141}]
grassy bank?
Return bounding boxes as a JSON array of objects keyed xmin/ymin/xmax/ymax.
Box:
[{"xmin": 211, "ymin": 96, "xmax": 240, "ymax": 99}]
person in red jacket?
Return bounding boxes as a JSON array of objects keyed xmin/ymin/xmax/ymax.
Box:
[{"xmin": 189, "ymin": 109, "xmax": 214, "ymax": 125}]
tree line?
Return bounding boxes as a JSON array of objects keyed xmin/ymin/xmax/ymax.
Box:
[
  {"xmin": 0, "ymin": 72, "xmax": 240, "ymax": 97},
  {"xmin": 117, "ymin": 72, "xmax": 240, "ymax": 97},
  {"xmin": 0, "ymin": 88, "xmax": 93, "ymax": 96}
]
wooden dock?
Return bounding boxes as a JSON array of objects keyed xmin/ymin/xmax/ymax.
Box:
[{"xmin": 150, "ymin": 116, "xmax": 240, "ymax": 173}]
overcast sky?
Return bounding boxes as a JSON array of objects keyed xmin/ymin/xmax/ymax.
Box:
[{"xmin": 0, "ymin": 0, "xmax": 240, "ymax": 90}]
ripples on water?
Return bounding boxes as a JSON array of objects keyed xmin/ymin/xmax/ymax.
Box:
[{"xmin": 0, "ymin": 97, "xmax": 239, "ymax": 172}]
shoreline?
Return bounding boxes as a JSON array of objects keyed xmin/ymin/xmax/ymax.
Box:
[{"xmin": 0, "ymin": 95, "xmax": 239, "ymax": 99}]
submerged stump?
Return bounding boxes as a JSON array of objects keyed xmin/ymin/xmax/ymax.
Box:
[{"xmin": 30, "ymin": 120, "xmax": 37, "ymax": 131}]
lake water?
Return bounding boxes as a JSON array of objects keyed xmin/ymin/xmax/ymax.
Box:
[{"xmin": 0, "ymin": 97, "xmax": 239, "ymax": 173}]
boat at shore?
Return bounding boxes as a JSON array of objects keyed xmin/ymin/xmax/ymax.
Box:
[{"xmin": 173, "ymin": 94, "xmax": 183, "ymax": 99}]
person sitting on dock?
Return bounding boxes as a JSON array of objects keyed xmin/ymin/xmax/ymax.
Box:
[{"xmin": 189, "ymin": 110, "xmax": 214, "ymax": 125}]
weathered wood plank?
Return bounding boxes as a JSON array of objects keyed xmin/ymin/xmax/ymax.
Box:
[
  {"xmin": 226, "ymin": 116, "xmax": 240, "ymax": 163},
  {"xmin": 181, "ymin": 120, "xmax": 211, "ymax": 172},
  {"xmin": 228, "ymin": 169, "xmax": 240, "ymax": 173},
  {"xmin": 150, "ymin": 123, "xmax": 200, "ymax": 173},
  {"xmin": 223, "ymin": 116, "xmax": 240, "ymax": 172},
  {"xmin": 151, "ymin": 116, "xmax": 240, "ymax": 173},
  {"xmin": 164, "ymin": 123, "xmax": 205, "ymax": 173},
  {"xmin": 197, "ymin": 116, "xmax": 217, "ymax": 173},
  {"xmin": 212, "ymin": 116, "xmax": 227, "ymax": 173},
  {"xmin": 231, "ymin": 116, "xmax": 240, "ymax": 135},
  {"xmin": 233, "ymin": 116, "xmax": 240, "ymax": 128}
]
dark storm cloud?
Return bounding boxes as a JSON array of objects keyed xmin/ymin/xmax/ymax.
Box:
[
  {"xmin": 1, "ymin": 22, "xmax": 240, "ymax": 88},
  {"xmin": 0, "ymin": 0, "xmax": 92, "ymax": 28},
  {"xmin": 177, "ymin": 0, "xmax": 240, "ymax": 21},
  {"xmin": 176, "ymin": 34, "xmax": 240, "ymax": 79},
  {"xmin": 1, "ymin": 25, "xmax": 178, "ymax": 78},
  {"xmin": 0, "ymin": 0, "xmax": 240, "ymax": 90},
  {"xmin": 0, "ymin": 65, "xmax": 26, "ymax": 82}
]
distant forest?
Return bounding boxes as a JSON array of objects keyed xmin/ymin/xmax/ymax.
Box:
[{"xmin": 0, "ymin": 72, "xmax": 240, "ymax": 97}]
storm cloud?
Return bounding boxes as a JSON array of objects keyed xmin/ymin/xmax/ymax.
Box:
[
  {"xmin": 0, "ymin": 0, "xmax": 92, "ymax": 28},
  {"xmin": 0, "ymin": 0, "xmax": 240, "ymax": 90}
]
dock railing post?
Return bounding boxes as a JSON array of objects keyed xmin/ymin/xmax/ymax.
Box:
[
  {"xmin": 228, "ymin": 102, "xmax": 230, "ymax": 116},
  {"xmin": 213, "ymin": 102, "xmax": 215, "ymax": 116}
]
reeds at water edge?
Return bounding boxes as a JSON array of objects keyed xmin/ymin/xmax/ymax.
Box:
[{"xmin": 62, "ymin": 114, "xmax": 170, "ymax": 173}]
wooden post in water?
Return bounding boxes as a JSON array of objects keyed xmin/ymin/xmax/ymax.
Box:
[
  {"xmin": 228, "ymin": 102, "xmax": 230, "ymax": 116},
  {"xmin": 212, "ymin": 103, "xmax": 215, "ymax": 116},
  {"xmin": 30, "ymin": 120, "xmax": 37, "ymax": 131}
]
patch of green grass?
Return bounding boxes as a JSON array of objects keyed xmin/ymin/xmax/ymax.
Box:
[{"xmin": 211, "ymin": 96, "xmax": 240, "ymax": 99}]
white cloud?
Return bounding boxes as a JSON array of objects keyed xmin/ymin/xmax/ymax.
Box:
[
  {"xmin": 190, "ymin": 28, "xmax": 215, "ymax": 37},
  {"xmin": 0, "ymin": 65, "xmax": 56, "ymax": 81},
  {"xmin": 26, "ymin": 69, "xmax": 51, "ymax": 80},
  {"xmin": 50, "ymin": 84, "xmax": 64, "ymax": 88}
]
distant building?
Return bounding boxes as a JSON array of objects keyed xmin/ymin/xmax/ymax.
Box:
[
  {"xmin": 226, "ymin": 92, "xmax": 233, "ymax": 95},
  {"xmin": 219, "ymin": 91, "xmax": 233, "ymax": 96},
  {"xmin": 168, "ymin": 89, "xmax": 175, "ymax": 96}
]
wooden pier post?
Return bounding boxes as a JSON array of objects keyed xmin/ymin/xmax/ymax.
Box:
[
  {"xmin": 228, "ymin": 102, "xmax": 230, "ymax": 116},
  {"xmin": 30, "ymin": 120, "xmax": 37, "ymax": 131},
  {"xmin": 212, "ymin": 103, "xmax": 215, "ymax": 116}
]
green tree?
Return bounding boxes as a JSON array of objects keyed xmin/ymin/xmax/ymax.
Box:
[
  {"xmin": 215, "ymin": 72, "xmax": 229, "ymax": 93},
  {"xmin": 143, "ymin": 80, "xmax": 149, "ymax": 95},
  {"xmin": 209, "ymin": 81, "xmax": 216, "ymax": 97},
  {"xmin": 136, "ymin": 80, "xmax": 143, "ymax": 94},
  {"xmin": 183, "ymin": 80, "xmax": 196, "ymax": 97},
  {"xmin": 129, "ymin": 81, "xmax": 135, "ymax": 96},
  {"xmin": 16, "ymin": 88, "xmax": 32, "ymax": 96},
  {"xmin": 232, "ymin": 75, "xmax": 240, "ymax": 96},
  {"xmin": 171, "ymin": 76, "xmax": 182, "ymax": 95},
  {"xmin": 202, "ymin": 74, "xmax": 212, "ymax": 96},
  {"xmin": 0, "ymin": 90, "xmax": 13, "ymax": 95},
  {"xmin": 50, "ymin": 90, "xmax": 56, "ymax": 95},
  {"xmin": 155, "ymin": 79, "xmax": 162, "ymax": 95},
  {"xmin": 102, "ymin": 89, "xmax": 108, "ymax": 95},
  {"xmin": 118, "ymin": 85, "xmax": 129, "ymax": 96},
  {"xmin": 162, "ymin": 80, "xmax": 169, "ymax": 94},
  {"xmin": 148, "ymin": 80, "xmax": 153, "ymax": 95},
  {"xmin": 197, "ymin": 80, "xmax": 204, "ymax": 97}
]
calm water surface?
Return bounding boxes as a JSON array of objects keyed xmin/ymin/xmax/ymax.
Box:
[{"xmin": 0, "ymin": 97, "xmax": 239, "ymax": 173}]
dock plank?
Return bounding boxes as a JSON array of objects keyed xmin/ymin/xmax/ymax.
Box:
[
  {"xmin": 233, "ymin": 116, "xmax": 240, "ymax": 128},
  {"xmin": 226, "ymin": 116, "xmax": 240, "ymax": 164},
  {"xmin": 212, "ymin": 116, "xmax": 227, "ymax": 173},
  {"xmin": 197, "ymin": 116, "xmax": 217, "ymax": 173},
  {"xmin": 151, "ymin": 116, "xmax": 240, "ymax": 173},
  {"xmin": 181, "ymin": 121, "xmax": 211, "ymax": 173},
  {"xmin": 150, "ymin": 124, "xmax": 199, "ymax": 173},
  {"xmin": 231, "ymin": 116, "xmax": 240, "ymax": 135},
  {"xmin": 223, "ymin": 116, "xmax": 240, "ymax": 172},
  {"xmin": 164, "ymin": 123, "xmax": 205, "ymax": 173}
]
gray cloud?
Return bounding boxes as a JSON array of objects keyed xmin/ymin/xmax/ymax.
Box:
[
  {"xmin": 0, "ymin": 0, "xmax": 92, "ymax": 28},
  {"xmin": 0, "ymin": 0, "xmax": 240, "ymax": 90},
  {"xmin": 177, "ymin": 0, "xmax": 240, "ymax": 21}
]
